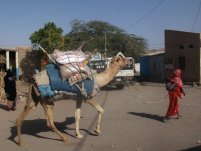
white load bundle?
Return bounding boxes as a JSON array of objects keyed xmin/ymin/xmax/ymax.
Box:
[{"xmin": 51, "ymin": 49, "xmax": 87, "ymax": 64}]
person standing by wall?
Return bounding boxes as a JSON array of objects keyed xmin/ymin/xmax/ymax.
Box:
[
  {"xmin": 4, "ymin": 69, "xmax": 17, "ymax": 111},
  {"xmin": 163, "ymin": 68, "xmax": 185, "ymax": 122}
]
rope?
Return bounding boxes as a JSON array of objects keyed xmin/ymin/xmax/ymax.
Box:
[
  {"xmin": 132, "ymin": 84, "xmax": 191, "ymax": 104},
  {"xmin": 131, "ymin": 85, "xmax": 168, "ymax": 104},
  {"xmin": 65, "ymin": 51, "xmax": 88, "ymax": 98},
  {"xmin": 136, "ymin": 93, "xmax": 168, "ymax": 104}
]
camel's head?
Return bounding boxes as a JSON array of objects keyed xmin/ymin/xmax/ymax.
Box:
[{"xmin": 109, "ymin": 56, "xmax": 129, "ymax": 69}]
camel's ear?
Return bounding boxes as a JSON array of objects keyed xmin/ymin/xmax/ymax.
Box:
[
  {"xmin": 112, "ymin": 56, "xmax": 117, "ymax": 62},
  {"xmin": 117, "ymin": 56, "xmax": 124, "ymax": 62},
  {"xmin": 116, "ymin": 58, "xmax": 120, "ymax": 62}
]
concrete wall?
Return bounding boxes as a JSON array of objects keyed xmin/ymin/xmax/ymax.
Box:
[{"xmin": 16, "ymin": 47, "xmax": 41, "ymax": 79}]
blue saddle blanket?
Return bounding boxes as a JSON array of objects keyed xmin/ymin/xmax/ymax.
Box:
[{"xmin": 38, "ymin": 64, "xmax": 94, "ymax": 98}]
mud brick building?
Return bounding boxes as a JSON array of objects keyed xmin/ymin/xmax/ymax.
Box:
[
  {"xmin": 0, "ymin": 47, "xmax": 40, "ymax": 80},
  {"xmin": 165, "ymin": 30, "xmax": 201, "ymax": 85}
]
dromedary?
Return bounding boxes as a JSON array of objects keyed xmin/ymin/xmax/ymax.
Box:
[{"xmin": 16, "ymin": 55, "xmax": 129, "ymax": 146}]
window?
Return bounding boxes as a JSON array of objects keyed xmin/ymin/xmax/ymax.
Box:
[
  {"xmin": 178, "ymin": 57, "xmax": 185, "ymax": 70},
  {"xmin": 189, "ymin": 44, "xmax": 194, "ymax": 48},
  {"xmin": 180, "ymin": 45, "xmax": 184, "ymax": 49}
]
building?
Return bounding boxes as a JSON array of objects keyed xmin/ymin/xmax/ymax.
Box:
[
  {"xmin": 165, "ymin": 30, "xmax": 201, "ymax": 84},
  {"xmin": 140, "ymin": 50, "xmax": 165, "ymax": 82},
  {"xmin": 0, "ymin": 48, "xmax": 20, "ymax": 78},
  {"xmin": 0, "ymin": 47, "xmax": 40, "ymax": 80}
]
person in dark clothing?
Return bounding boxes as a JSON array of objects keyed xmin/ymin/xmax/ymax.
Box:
[{"xmin": 4, "ymin": 69, "xmax": 17, "ymax": 111}]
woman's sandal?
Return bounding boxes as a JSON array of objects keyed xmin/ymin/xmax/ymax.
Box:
[{"xmin": 163, "ymin": 116, "xmax": 169, "ymax": 122}]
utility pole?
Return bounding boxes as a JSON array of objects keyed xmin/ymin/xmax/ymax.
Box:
[{"xmin": 104, "ymin": 33, "xmax": 107, "ymax": 58}]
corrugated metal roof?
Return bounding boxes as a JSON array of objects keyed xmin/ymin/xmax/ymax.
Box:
[{"xmin": 142, "ymin": 50, "xmax": 165, "ymax": 56}]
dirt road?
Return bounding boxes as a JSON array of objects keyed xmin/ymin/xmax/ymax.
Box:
[{"xmin": 0, "ymin": 82, "xmax": 201, "ymax": 151}]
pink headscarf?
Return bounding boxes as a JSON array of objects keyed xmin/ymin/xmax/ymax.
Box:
[
  {"xmin": 172, "ymin": 68, "xmax": 183, "ymax": 89},
  {"xmin": 173, "ymin": 69, "xmax": 181, "ymax": 78}
]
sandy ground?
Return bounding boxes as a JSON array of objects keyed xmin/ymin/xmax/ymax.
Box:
[{"xmin": 0, "ymin": 81, "xmax": 201, "ymax": 151}]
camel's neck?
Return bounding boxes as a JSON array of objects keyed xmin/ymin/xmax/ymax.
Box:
[{"xmin": 94, "ymin": 66, "xmax": 120, "ymax": 88}]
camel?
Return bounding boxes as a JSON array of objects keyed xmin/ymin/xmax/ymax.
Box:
[{"xmin": 16, "ymin": 55, "xmax": 129, "ymax": 146}]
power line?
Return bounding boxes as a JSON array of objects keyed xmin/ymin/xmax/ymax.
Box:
[
  {"xmin": 191, "ymin": 0, "xmax": 201, "ymax": 31},
  {"xmin": 123, "ymin": 0, "xmax": 166, "ymax": 31}
]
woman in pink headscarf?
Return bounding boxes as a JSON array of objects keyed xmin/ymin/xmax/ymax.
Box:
[{"xmin": 163, "ymin": 69, "xmax": 185, "ymax": 122}]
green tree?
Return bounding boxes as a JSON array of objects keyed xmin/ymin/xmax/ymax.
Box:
[
  {"xmin": 30, "ymin": 20, "xmax": 148, "ymax": 61},
  {"xmin": 64, "ymin": 20, "xmax": 148, "ymax": 59},
  {"xmin": 30, "ymin": 22, "xmax": 64, "ymax": 54}
]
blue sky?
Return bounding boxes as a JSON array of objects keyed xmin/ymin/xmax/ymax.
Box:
[{"xmin": 0, "ymin": 0, "xmax": 200, "ymax": 49}]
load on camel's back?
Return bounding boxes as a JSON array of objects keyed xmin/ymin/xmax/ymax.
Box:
[
  {"xmin": 16, "ymin": 44, "xmax": 129, "ymax": 146},
  {"xmin": 34, "ymin": 48, "xmax": 97, "ymax": 100}
]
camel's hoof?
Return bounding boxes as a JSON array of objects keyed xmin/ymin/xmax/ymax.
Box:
[
  {"xmin": 94, "ymin": 129, "xmax": 101, "ymax": 135},
  {"xmin": 18, "ymin": 141, "xmax": 25, "ymax": 147},
  {"xmin": 63, "ymin": 137, "xmax": 70, "ymax": 143},
  {"xmin": 76, "ymin": 134, "xmax": 83, "ymax": 139}
]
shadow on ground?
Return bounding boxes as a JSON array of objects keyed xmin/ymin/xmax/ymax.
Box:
[
  {"xmin": 181, "ymin": 145, "xmax": 201, "ymax": 151},
  {"xmin": 8, "ymin": 116, "xmax": 99, "ymax": 145},
  {"xmin": 127, "ymin": 112, "xmax": 164, "ymax": 122},
  {"xmin": 0, "ymin": 103, "xmax": 9, "ymax": 111}
]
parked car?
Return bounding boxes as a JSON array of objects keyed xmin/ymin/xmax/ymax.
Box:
[{"xmin": 88, "ymin": 60, "xmax": 107, "ymax": 73}]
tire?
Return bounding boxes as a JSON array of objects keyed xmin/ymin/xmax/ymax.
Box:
[{"xmin": 116, "ymin": 84, "xmax": 125, "ymax": 89}]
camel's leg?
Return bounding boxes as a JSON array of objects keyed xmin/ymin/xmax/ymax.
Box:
[
  {"xmin": 43, "ymin": 105, "xmax": 51, "ymax": 128},
  {"xmin": 75, "ymin": 99, "xmax": 83, "ymax": 138},
  {"xmin": 16, "ymin": 85, "xmax": 38, "ymax": 146},
  {"xmin": 16, "ymin": 84, "xmax": 38, "ymax": 146},
  {"xmin": 88, "ymin": 99, "xmax": 104, "ymax": 135},
  {"xmin": 41, "ymin": 101, "xmax": 70, "ymax": 142},
  {"xmin": 16, "ymin": 103, "xmax": 37, "ymax": 146}
]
